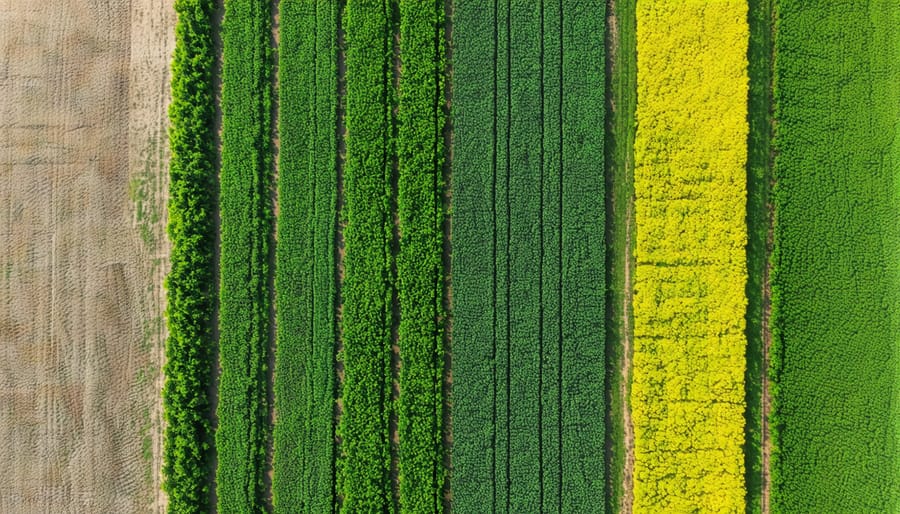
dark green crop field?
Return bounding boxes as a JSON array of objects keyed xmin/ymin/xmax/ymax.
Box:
[{"xmin": 453, "ymin": 1, "xmax": 606, "ymax": 512}]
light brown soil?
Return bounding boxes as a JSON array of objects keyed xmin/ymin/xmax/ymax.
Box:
[{"xmin": 0, "ymin": 1, "xmax": 174, "ymax": 512}]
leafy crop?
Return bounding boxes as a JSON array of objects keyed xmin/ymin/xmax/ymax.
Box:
[
  {"xmin": 338, "ymin": 0, "xmax": 394, "ymax": 511},
  {"xmin": 162, "ymin": 0, "xmax": 217, "ymax": 511},
  {"xmin": 632, "ymin": 1, "xmax": 748, "ymax": 511},
  {"xmin": 215, "ymin": 0, "xmax": 274, "ymax": 511},
  {"xmin": 272, "ymin": 0, "xmax": 338, "ymax": 512},
  {"xmin": 450, "ymin": 1, "xmax": 497, "ymax": 511},
  {"xmin": 396, "ymin": 1, "xmax": 446, "ymax": 512},
  {"xmin": 452, "ymin": 1, "xmax": 606, "ymax": 512},
  {"xmin": 771, "ymin": 1, "xmax": 900, "ymax": 511}
]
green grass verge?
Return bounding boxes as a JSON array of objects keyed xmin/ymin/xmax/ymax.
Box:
[
  {"xmin": 272, "ymin": 0, "xmax": 338, "ymax": 512},
  {"xmin": 603, "ymin": 0, "xmax": 635, "ymax": 511},
  {"xmin": 162, "ymin": 0, "xmax": 217, "ymax": 510},
  {"xmin": 215, "ymin": 0, "xmax": 274, "ymax": 510}
]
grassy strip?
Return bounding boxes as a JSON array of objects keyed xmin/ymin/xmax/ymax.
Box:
[
  {"xmin": 744, "ymin": 0, "xmax": 772, "ymax": 511},
  {"xmin": 602, "ymin": 0, "xmax": 635, "ymax": 510},
  {"xmin": 632, "ymin": 2, "xmax": 749, "ymax": 511},
  {"xmin": 771, "ymin": 2, "xmax": 900, "ymax": 511},
  {"xmin": 448, "ymin": 1, "xmax": 497, "ymax": 511},
  {"xmin": 272, "ymin": 0, "xmax": 338, "ymax": 511},
  {"xmin": 559, "ymin": 0, "xmax": 607, "ymax": 511},
  {"xmin": 215, "ymin": 0, "xmax": 273, "ymax": 510},
  {"xmin": 396, "ymin": 0, "xmax": 446, "ymax": 512},
  {"xmin": 338, "ymin": 0, "xmax": 394, "ymax": 510},
  {"xmin": 162, "ymin": 0, "xmax": 217, "ymax": 510}
]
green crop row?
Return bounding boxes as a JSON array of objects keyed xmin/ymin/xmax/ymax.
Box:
[
  {"xmin": 396, "ymin": 1, "xmax": 446, "ymax": 512},
  {"xmin": 216, "ymin": 0, "xmax": 274, "ymax": 511},
  {"xmin": 452, "ymin": 1, "xmax": 606, "ymax": 512},
  {"xmin": 338, "ymin": 0, "xmax": 394, "ymax": 511},
  {"xmin": 162, "ymin": 0, "xmax": 217, "ymax": 511},
  {"xmin": 558, "ymin": 1, "xmax": 606, "ymax": 511},
  {"xmin": 272, "ymin": 0, "xmax": 338, "ymax": 512},
  {"xmin": 449, "ymin": 1, "xmax": 497, "ymax": 512},
  {"xmin": 771, "ymin": 1, "xmax": 900, "ymax": 511}
]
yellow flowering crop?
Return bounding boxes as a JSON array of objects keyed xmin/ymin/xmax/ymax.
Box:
[{"xmin": 632, "ymin": 1, "xmax": 749, "ymax": 512}]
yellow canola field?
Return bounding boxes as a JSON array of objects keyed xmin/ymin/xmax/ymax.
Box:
[{"xmin": 632, "ymin": 1, "xmax": 749, "ymax": 512}]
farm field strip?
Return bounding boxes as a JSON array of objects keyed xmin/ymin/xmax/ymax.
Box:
[
  {"xmin": 450, "ymin": 0, "xmax": 498, "ymax": 510},
  {"xmin": 215, "ymin": 0, "xmax": 275, "ymax": 511},
  {"xmin": 272, "ymin": 0, "xmax": 338, "ymax": 512},
  {"xmin": 162, "ymin": 0, "xmax": 217, "ymax": 511},
  {"xmin": 396, "ymin": 0, "xmax": 447, "ymax": 512},
  {"xmin": 453, "ymin": 1, "xmax": 606, "ymax": 512},
  {"xmin": 338, "ymin": 0, "xmax": 395, "ymax": 510},
  {"xmin": 770, "ymin": 1, "xmax": 900, "ymax": 511},
  {"xmin": 156, "ymin": 1, "xmax": 900, "ymax": 512},
  {"xmin": 632, "ymin": 1, "xmax": 749, "ymax": 511},
  {"xmin": 745, "ymin": 0, "xmax": 774, "ymax": 511}
]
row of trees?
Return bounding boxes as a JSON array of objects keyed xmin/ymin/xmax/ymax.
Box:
[
  {"xmin": 631, "ymin": 1, "xmax": 749, "ymax": 512},
  {"xmin": 163, "ymin": 0, "xmax": 217, "ymax": 511}
]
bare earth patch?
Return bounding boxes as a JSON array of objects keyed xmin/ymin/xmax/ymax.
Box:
[{"xmin": 0, "ymin": 1, "xmax": 174, "ymax": 511}]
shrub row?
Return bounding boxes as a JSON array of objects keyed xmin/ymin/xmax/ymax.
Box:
[
  {"xmin": 338, "ymin": 0, "xmax": 394, "ymax": 511},
  {"xmin": 162, "ymin": 0, "xmax": 217, "ymax": 511},
  {"xmin": 215, "ymin": 0, "xmax": 274, "ymax": 511},
  {"xmin": 631, "ymin": 2, "xmax": 749, "ymax": 511},
  {"xmin": 396, "ymin": 1, "xmax": 446, "ymax": 512}
]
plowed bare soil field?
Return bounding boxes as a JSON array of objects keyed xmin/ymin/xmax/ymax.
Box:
[{"xmin": 0, "ymin": 1, "xmax": 173, "ymax": 511}]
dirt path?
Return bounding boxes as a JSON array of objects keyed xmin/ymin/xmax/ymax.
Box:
[
  {"xmin": 0, "ymin": 0, "xmax": 174, "ymax": 512},
  {"xmin": 606, "ymin": 0, "xmax": 636, "ymax": 511},
  {"xmin": 761, "ymin": 247, "xmax": 772, "ymax": 514},
  {"xmin": 760, "ymin": 5, "xmax": 776, "ymax": 512},
  {"xmin": 620, "ymin": 199, "xmax": 635, "ymax": 514}
]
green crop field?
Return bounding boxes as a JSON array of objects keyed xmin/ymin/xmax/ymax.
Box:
[
  {"xmin": 453, "ymin": 1, "xmax": 606, "ymax": 512},
  {"xmin": 771, "ymin": 1, "xmax": 900, "ymax": 511},
  {"xmin": 154, "ymin": 1, "xmax": 900, "ymax": 512},
  {"xmin": 272, "ymin": 0, "xmax": 338, "ymax": 512},
  {"xmin": 216, "ymin": 0, "xmax": 274, "ymax": 511}
]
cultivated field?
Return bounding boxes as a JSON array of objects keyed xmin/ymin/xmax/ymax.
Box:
[
  {"xmin": 3, "ymin": 1, "xmax": 899, "ymax": 512},
  {"xmin": 0, "ymin": 0, "xmax": 173, "ymax": 512}
]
